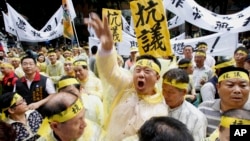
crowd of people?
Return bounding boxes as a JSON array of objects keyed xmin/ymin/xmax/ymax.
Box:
[{"xmin": 0, "ymin": 12, "xmax": 250, "ymax": 141}]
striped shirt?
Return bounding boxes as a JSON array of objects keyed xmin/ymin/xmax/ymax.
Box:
[{"xmin": 198, "ymin": 99, "xmax": 250, "ymax": 136}]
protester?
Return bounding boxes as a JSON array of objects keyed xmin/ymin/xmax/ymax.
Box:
[
  {"xmin": 15, "ymin": 53, "xmax": 56, "ymax": 115},
  {"xmin": 162, "ymin": 68, "xmax": 207, "ymax": 141},
  {"xmin": 0, "ymin": 62, "xmax": 18, "ymax": 94},
  {"xmin": 198, "ymin": 66, "xmax": 250, "ymax": 136},
  {"xmin": 233, "ymin": 46, "xmax": 248, "ymax": 68},
  {"xmin": 0, "ymin": 92, "xmax": 43, "ymax": 140},
  {"xmin": 138, "ymin": 116, "xmax": 194, "ymax": 141},
  {"xmin": 10, "ymin": 57, "xmax": 24, "ymax": 78},
  {"xmin": 37, "ymin": 92, "xmax": 87, "ymax": 141},
  {"xmin": 73, "ymin": 59, "xmax": 103, "ymax": 100},
  {"xmin": 196, "ymin": 42, "xmax": 216, "ymax": 68},
  {"xmin": 63, "ymin": 57, "xmax": 75, "ymax": 77},
  {"xmin": 124, "ymin": 46, "xmax": 138, "ymax": 70},
  {"xmin": 200, "ymin": 58, "xmax": 234, "ymax": 101},
  {"xmin": 84, "ymin": 12, "xmax": 168, "ymax": 140}
]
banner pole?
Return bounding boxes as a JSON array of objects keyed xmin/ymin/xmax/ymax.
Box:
[{"xmin": 72, "ymin": 20, "xmax": 80, "ymax": 47}]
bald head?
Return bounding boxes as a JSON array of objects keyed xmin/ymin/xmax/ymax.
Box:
[{"xmin": 41, "ymin": 92, "xmax": 78, "ymax": 118}]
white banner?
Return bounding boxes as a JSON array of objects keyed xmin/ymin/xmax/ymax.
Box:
[
  {"xmin": 2, "ymin": 12, "xmax": 16, "ymax": 36},
  {"xmin": 170, "ymin": 32, "xmax": 186, "ymax": 41},
  {"xmin": 163, "ymin": 0, "xmax": 250, "ymax": 33},
  {"xmin": 168, "ymin": 16, "xmax": 185, "ymax": 30},
  {"xmin": 171, "ymin": 32, "xmax": 238, "ymax": 57},
  {"xmin": 6, "ymin": 3, "xmax": 63, "ymax": 42}
]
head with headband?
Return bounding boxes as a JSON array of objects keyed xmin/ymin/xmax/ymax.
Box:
[
  {"xmin": 41, "ymin": 91, "xmax": 86, "ymax": 140},
  {"xmin": 133, "ymin": 54, "xmax": 161, "ymax": 95},
  {"xmin": 194, "ymin": 50, "xmax": 206, "ymax": 67},
  {"xmin": 0, "ymin": 92, "xmax": 27, "ymax": 118},
  {"xmin": 234, "ymin": 47, "xmax": 248, "ymax": 67},
  {"xmin": 196, "ymin": 42, "xmax": 208, "ymax": 51},
  {"xmin": 162, "ymin": 68, "xmax": 189, "ymax": 108},
  {"xmin": 73, "ymin": 59, "xmax": 89, "ymax": 81},
  {"xmin": 178, "ymin": 58, "xmax": 193, "ymax": 74},
  {"xmin": 218, "ymin": 109, "xmax": 250, "ymax": 141},
  {"xmin": 213, "ymin": 57, "xmax": 234, "ymax": 75},
  {"xmin": 58, "ymin": 76, "xmax": 81, "ymax": 96},
  {"xmin": 217, "ymin": 66, "xmax": 250, "ymax": 109}
]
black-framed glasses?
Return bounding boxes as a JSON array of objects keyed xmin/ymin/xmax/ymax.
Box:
[{"xmin": 10, "ymin": 99, "xmax": 26, "ymax": 108}]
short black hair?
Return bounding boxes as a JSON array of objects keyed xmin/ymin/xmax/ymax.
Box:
[
  {"xmin": 0, "ymin": 120, "xmax": 16, "ymax": 141},
  {"xmin": 21, "ymin": 50, "xmax": 37, "ymax": 64},
  {"xmin": 91, "ymin": 46, "xmax": 98, "ymax": 55},
  {"xmin": 234, "ymin": 46, "xmax": 248, "ymax": 55},
  {"xmin": 138, "ymin": 116, "xmax": 194, "ymax": 141},
  {"xmin": 0, "ymin": 92, "xmax": 16, "ymax": 116},
  {"xmin": 178, "ymin": 58, "xmax": 192, "ymax": 69}
]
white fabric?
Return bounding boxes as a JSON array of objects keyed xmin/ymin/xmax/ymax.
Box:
[
  {"xmin": 169, "ymin": 101, "xmax": 207, "ymax": 141},
  {"xmin": 163, "ymin": 0, "xmax": 250, "ymax": 33},
  {"xmin": 200, "ymin": 82, "xmax": 216, "ymax": 101}
]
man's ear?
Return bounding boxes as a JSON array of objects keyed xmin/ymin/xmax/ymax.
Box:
[
  {"xmin": 156, "ymin": 74, "xmax": 160, "ymax": 81},
  {"xmin": 50, "ymin": 121, "xmax": 59, "ymax": 131}
]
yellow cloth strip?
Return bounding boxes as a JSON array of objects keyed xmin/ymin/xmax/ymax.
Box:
[
  {"xmin": 58, "ymin": 78, "xmax": 79, "ymax": 89},
  {"xmin": 2, "ymin": 93, "xmax": 22, "ymax": 112},
  {"xmin": 236, "ymin": 50, "xmax": 247, "ymax": 56},
  {"xmin": 74, "ymin": 61, "xmax": 87, "ymax": 66},
  {"xmin": 0, "ymin": 63, "xmax": 14, "ymax": 69},
  {"xmin": 178, "ymin": 63, "xmax": 192, "ymax": 68},
  {"xmin": 47, "ymin": 52, "xmax": 56, "ymax": 56},
  {"xmin": 218, "ymin": 71, "xmax": 249, "ymax": 82},
  {"xmin": 64, "ymin": 57, "xmax": 75, "ymax": 63},
  {"xmin": 48, "ymin": 98, "xmax": 83, "ymax": 123},
  {"xmin": 198, "ymin": 45, "xmax": 207, "ymax": 49},
  {"xmin": 163, "ymin": 79, "xmax": 188, "ymax": 90},
  {"xmin": 195, "ymin": 52, "xmax": 206, "ymax": 56},
  {"xmin": 214, "ymin": 59, "xmax": 234, "ymax": 69},
  {"xmin": 220, "ymin": 116, "xmax": 250, "ymax": 128},
  {"xmin": 135, "ymin": 59, "xmax": 160, "ymax": 74},
  {"xmin": 64, "ymin": 50, "xmax": 71, "ymax": 54}
]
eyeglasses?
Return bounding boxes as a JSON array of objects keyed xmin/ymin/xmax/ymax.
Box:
[{"xmin": 11, "ymin": 99, "xmax": 26, "ymax": 108}]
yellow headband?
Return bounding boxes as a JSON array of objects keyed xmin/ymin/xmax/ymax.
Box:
[
  {"xmin": 2, "ymin": 93, "xmax": 22, "ymax": 112},
  {"xmin": 64, "ymin": 57, "xmax": 75, "ymax": 64},
  {"xmin": 64, "ymin": 50, "xmax": 71, "ymax": 54},
  {"xmin": 0, "ymin": 63, "xmax": 14, "ymax": 69},
  {"xmin": 220, "ymin": 116, "xmax": 250, "ymax": 128},
  {"xmin": 198, "ymin": 45, "xmax": 207, "ymax": 49},
  {"xmin": 73, "ymin": 61, "xmax": 87, "ymax": 67},
  {"xmin": 218, "ymin": 71, "xmax": 249, "ymax": 82},
  {"xmin": 58, "ymin": 78, "xmax": 79, "ymax": 89},
  {"xmin": 236, "ymin": 50, "xmax": 247, "ymax": 56},
  {"xmin": 48, "ymin": 98, "xmax": 84, "ymax": 123},
  {"xmin": 11, "ymin": 57, "xmax": 20, "ymax": 61},
  {"xmin": 163, "ymin": 79, "xmax": 188, "ymax": 90},
  {"xmin": 135, "ymin": 59, "xmax": 160, "ymax": 74},
  {"xmin": 214, "ymin": 59, "xmax": 234, "ymax": 69},
  {"xmin": 195, "ymin": 52, "xmax": 206, "ymax": 56},
  {"xmin": 178, "ymin": 63, "xmax": 192, "ymax": 68},
  {"xmin": 48, "ymin": 52, "xmax": 56, "ymax": 56}
]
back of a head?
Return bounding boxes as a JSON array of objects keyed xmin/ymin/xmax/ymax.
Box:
[
  {"xmin": 0, "ymin": 120, "xmax": 16, "ymax": 141},
  {"xmin": 138, "ymin": 116, "xmax": 194, "ymax": 141},
  {"xmin": 91, "ymin": 46, "xmax": 98, "ymax": 55}
]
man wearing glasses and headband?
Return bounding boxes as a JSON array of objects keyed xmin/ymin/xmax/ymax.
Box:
[{"xmin": 84, "ymin": 13, "xmax": 168, "ymax": 141}]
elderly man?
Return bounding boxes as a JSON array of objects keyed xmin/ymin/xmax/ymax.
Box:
[
  {"xmin": 37, "ymin": 92, "xmax": 87, "ymax": 141},
  {"xmin": 85, "ymin": 13, "xmax": 168, "ymax": 140},
  {"xmin": 162, "ymin": 68, "xmax": 207, "ymax": 141},
  {"xmin": 198, "ymin": 66, "xmax": 250, "ymax": 136}
]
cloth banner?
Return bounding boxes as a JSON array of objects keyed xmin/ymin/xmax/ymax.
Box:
[
  {"xmin": 171, "ymin": 32, "xmax": 238, "ymax": 57},
  {"xmin": 168, "ymin": 16, "xmax": 185, "ymax": 30},
  {"xmin": 62, "ymin": 0, "xmax": 75, "ymax": 40},
  {"xmin": 102, "ymin": 8, "xmax": 122, "ymax": 43},
  {"xmin": 163, "ymin": 0, "xmax": 250, "ymax": 33},
  {"xmin": 6, "ymin": 3, "xmax": 63, "ymax": 42},
  {"xmin": 170, "ymin": 32, "xmax": 186, "ymax": 41},
  {"xmin": 130, "ymin": 0, "xmax": 172, "ymax": 57}
]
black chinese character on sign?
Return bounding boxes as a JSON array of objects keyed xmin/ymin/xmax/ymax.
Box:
[
  {"xmin": 192, "ymin": 7, "xmax": 203, "ymax": 20},
  {"xmin": 16, "ymin": 17, "xmax": 26, "ymax": 31},
  {"xmin": 171, "ymin": 0, "xmax": 185, "ymax": 8},
  {"xmin": 31, "ymin": 30, "xmax": 42, "ymax": 38},
  {"xmin": 243, "ymin": 17, "xmax": 250, "ymax": 27},
  {"xmin": 130, "ymin": 41, "xmax": 137, "ymax": 47},
  {"xmin": 222, "ymin": 16, "xmax": 232, "ymax": 20},
  {"xmin": 138, "ymin": 29, "xmax": 150, "ymax": 52},
  {"xmin": 43, "ymin": 25, "xmax": 52, "ymax": 32},
  {"xmin": 215, "ymin": 21, "xmax": 233, "ymax": 31},
  {"xmin": 150, "ymin": 22, "xmax": 166, "ymax": 51},
  {"xmin": 50, "ymin": 31, "xmax": 57, "ymax": 37},
  {"xmin": 72, "ymin": 104, "xmax": 81, "ymax": 114},
  {"xmin": 168, "ymin": 21, "xmax": 173, "ymax": 26},
  {"xmin": 8, "ymin": 26, "xmax": 15, "ymax": 32},
  {"xmin": 111, "ymin": 26, "xmax": 120, "ymax": 41},
  {"xmin": 232, "ymin": 120, "xmax": 243, "ymax": 125},
  {"xmin": 107, "ymin": 11, "xmax": 121, "ymax": 41},
  {"xmin": 173, "ymin": 42, "xmax": 184, "ymax": 54},
  {"xmin": 135, "ymin": 0, "xmax": 164, "ymax": 27},
  {"xmin": 238, "ymin": 14, "xmax": 244, "ymax": 18}
]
